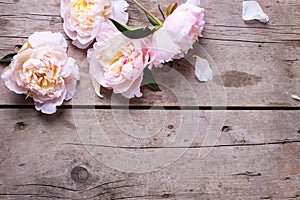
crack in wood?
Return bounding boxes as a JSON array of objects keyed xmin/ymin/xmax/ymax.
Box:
[
  {"xmin": 0, "ymin": 193, "xmax": 67, "ymax": 199},
  {"xmin": 202, "ymin": 37, "xmax": 280, "ymax": 44},
  {"xmin": 14, "ymin": 184, "xmax": 79, "ymax": 192},
  {"xmin": 64, "ymin": 139, "xmax": 300, "ymax": 149},
  {"xmin": 233, "ymin": 171, "xmax": 262, "ymax": 177},
  {"xmin": 288, "ymin": 194, "xmax": 300, "ymax": 199},
  {"xmin": 0, "ymin": 2, "xmax": 14, "ymax": 4},
  {"xmin": 12, "ymin": 180, "xmax": 142, "ymax": 200},
  {"xmin": 83, "ymin": 179, "xmax": 128, "ymax": 192},
  {"xmin": 111, "ymin": 194, "xmax": 161, "ymax": 200},
  {"xmin": 260, "ymin": 196, "xmax": 273, "ymax": 199}
]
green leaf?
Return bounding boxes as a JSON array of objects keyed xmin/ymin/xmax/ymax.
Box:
[
  {"xmin": 0, "ymin": 53, "xmax": 16, "ymax": 63},
  {"xmin": 146, "ymin": 13, "xmax": 161, "ymax": 26},
  {"xmin": 110, "ymin": 18, "xmax": 157, "ymax": 39},
  {"xmin": 166, "ymin": 2, "xmax": 178, "ymax": 16},
  {"xmin": 142, "ymin": 67, "xmax": 161, "ymax": 91},
  {"xmin": 158, "ymin": 5, "xmax": 165, "ymax": 20},
  {"xmin": 147, "ymin": 82, "xmax": 161, "ymax": 91}
]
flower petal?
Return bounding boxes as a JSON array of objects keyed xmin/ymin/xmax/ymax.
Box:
[
  {"xmin": 194, "ymin": 56, "xmax": 213, "ymax": 82},
  {"xmin": 186, "ymin": 0, "xmax": 200, "ymax": 6},
  {"xmin": 121, "ymin": 75, "xmax": 143, "ymax": 98},
  {"xmin": 91, "ymin": 77, "xmax": 104, "ymax": 99},
  {"xmin": 29, "ymin": 32, "xmax": 68, "ymax": 50},
  {"xmin": 61, "ymin": 57, "xmax": 77, "ymax": 77},
  {"xmin": 149, "ymin": 29, "xmax": 181, "ymax": 64},
  {"xmin": 34, "ymin": 89, "xmax": 66, "ymax": 114},
  {"xmin": 110, "ymin": 0, "xmax": 129, "ymax": 24},
  {"xmin": 60, "ymin": 0, "xmax": 69, "ymax": 18},
  {"xmin": 242, "ymin": 1, "xmax": 269, "ymax": 23}
]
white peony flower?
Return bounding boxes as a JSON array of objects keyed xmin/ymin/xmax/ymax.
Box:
[{"xmin": 1, "ymin": 32, "xmax": 80, "ymax": 114}]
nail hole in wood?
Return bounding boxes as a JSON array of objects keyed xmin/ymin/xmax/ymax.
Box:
[
  {"xmin": 15, "ymin": 122, "xmax": 27, "ymax": 130},
  {"xmin": 71, "ymin": 166, "xmax": 89, "ymax": 183},
  {"xmin": 168, "ymin": 125, "xmax": 174, "ymax": 129},
  {"xmin": 222, "ymin": 126, "xmax": 233, "ymax": 132},
  {"xmin": 162, "ymin": 193, "xmax": 171, "ymax": 198}
]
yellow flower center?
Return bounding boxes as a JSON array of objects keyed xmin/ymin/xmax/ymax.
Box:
[
  {"xmin": 22, "ymin": 54, "xmax": 61, "ymax": 93},
  {"xmin": 105, "ymin": 42, "xmax": 140, "ymax": 81},
  {"xmin": 70, "ymin": 0, "xmax": 112, "ymax": 30}
]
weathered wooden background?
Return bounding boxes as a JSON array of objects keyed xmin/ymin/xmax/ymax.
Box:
[{"xmin": 0, "ymin": 0, "xmax": 299, "ymax": 199}]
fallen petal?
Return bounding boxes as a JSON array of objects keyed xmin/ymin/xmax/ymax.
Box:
[
  {"xmin": 242, "ymin": 1, "xmax": 269, "ymax": 23},
  {"xmin": 92, "ymin": 77, "xmax": 104, "ymax": 99},
  {"xmin": 291, "ymin": 95, "xmax": 300, "ymax": 101},
  {"xmin": 194, "ymin": 56, "xmax": 213, "ymax": 82}
]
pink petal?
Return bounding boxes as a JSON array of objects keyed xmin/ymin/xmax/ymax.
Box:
[
  {"xmin": 61, "ymin": 57, "xmax": 77, "ymax": 77},
  {"xmin": 96, "ymin": 21, "xmax": 119, "ymax": 42},
  {"xmin": 2, "ymin": 76, "xmax": 27, "ymax": 94},
  {"xmin": 186, "ymin": 0, "xmax": 201, "ymax": 7},
  {"xmin": 148, "ymin": 29, "xmax": 181, "ymax": 64},
  {"xmin": 64, "ymin": 75, "xmax": 78, "ymax": 100},
  {"xmin": 121, "ymin": 75, "xmax": 143, "ymax": 98},
  {"xmin": 60, "ymin": 0, "xmax": 69, "ymax": 18},
  {"xmin": 110, "ymin": 0, "xmax": 129, "ymax": 24},
  {"xmin": 72, "ymin": 40, "xmax": 93, "ymax": 49},
  {"xmin": 34, "ymin": 89, "xmax": 66, "ymax": 114},
  {"xmin": 29, "ymin": 32, "xmax": 67, "ymax": 50}
]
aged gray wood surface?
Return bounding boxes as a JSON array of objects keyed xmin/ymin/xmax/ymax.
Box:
[
  {"xmin": 0, "ymin": 0, "xmax": 299, "ymax": 199},
  {"xmin": 0, "ymin": 109, "xmax": 299, "ymax": 199}
]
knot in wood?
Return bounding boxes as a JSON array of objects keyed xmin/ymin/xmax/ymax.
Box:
[{"xmin": 71, "ymin": 166, "xmax": 89, "ymax": 183}]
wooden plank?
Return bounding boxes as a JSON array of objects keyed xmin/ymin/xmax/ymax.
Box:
[
  {"xmin": 0, "ymin": 0, "xmax": 299, "ymax": 107},
  {"xmin": 0, "ymin": 109, "xmax": 299, "ymax": 148},
  {"xmin": 0, "ymin": 109, "xmax": 299, "ymax": 199}
]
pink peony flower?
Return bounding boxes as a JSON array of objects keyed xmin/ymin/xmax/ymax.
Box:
[
  {"xmin": 149, "ymin": 0, "xmax": 205, "ymax": 65},
  {"xmin": 1, "ymin": 32, "xmax": 80, "ymax": 114},
  {"xmin": 87, "ymin": 34, "xmax": 149, "ymax": 98},
  {"xmin": 61, "ymin": 0, "xmax": 129, "ymax": 49}
]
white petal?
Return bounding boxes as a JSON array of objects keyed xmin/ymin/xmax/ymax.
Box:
[
  {"xmin": 121, "ymin": 75, "xmax": 143, "ymax": 98},
  {"xmin": 72, "ymin": 38, "xmax": 93, "ymax": 49},
  {"xmin": 242, "ymin": 1, "xmax": 269, "ymax": 23},
  {"xmin": 194, "ymin": 56, "xmax": 213, "ymax": 82},
  {"xmin": 91, "ymin": 77, "xmax": 104, "ymax": 99},
  {"xmin": 29, "ymin": 32, "xmax": 68, "ymax": 49},
  {"xmin": 149, "ymin": 29, "xmax": 181, "ymax": 64},
  {"xmin": 291, "ymin": 95, "xmax": 300, "ymax": 101},
  {"xmin": 34, "ymin": 90, "xmax": 66, "ymax": 114},
  {"xmin": 186, "ymin": 0, "xmax": 200, "ymax": 7},
  {"xmin": 3, "ymin": 78, "xmax": 27, "ymax": 94},
  {"xmin": 110, "ymin": 0, "xmax": 129, "ymax": 24},
  {"xmin": 35, "ymin": 101, "xmax": 57, "ymax": 114},
  {"xmin": 60, "ymin": 0, "xmax": 69, "ymax": 18},
  {"xmin": 61, "ymin": 57, "xmax": 77, "ymax": 77},
  {"xmin": 64, "ymin": 76, "xmax": 78, "ymax": 100}
]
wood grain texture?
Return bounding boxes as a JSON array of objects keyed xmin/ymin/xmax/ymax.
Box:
[
  {"xmin": 0, "ymin": 0, "xmax": 299, "ymax": 199},
  {"xmin": 0, "ymin": 0, "xmax": 299, "ymax": 106},
  {"xmin": 0, "ymin": 109, "xmax": 299, "ymax": 199}
]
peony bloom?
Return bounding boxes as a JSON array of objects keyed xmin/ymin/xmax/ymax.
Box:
[
  {"xmin": 88, "ymin": 34, "xmax": 148, "ymax": 98},
  {"xmin": 1, "ymin": 32, "xmax": 80, "ymax": 114},
  {"xmin": 61, "ymin": 0, "xmax": 129, "ymax": 49},
  {"xmin": 149, "ymin": 0, "xmax": 205, "ymax": 65}
]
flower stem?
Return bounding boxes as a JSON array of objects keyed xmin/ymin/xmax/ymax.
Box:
[{"xmin": 132, "ymin": 0, "xmax": 163, "ymax": 26}]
